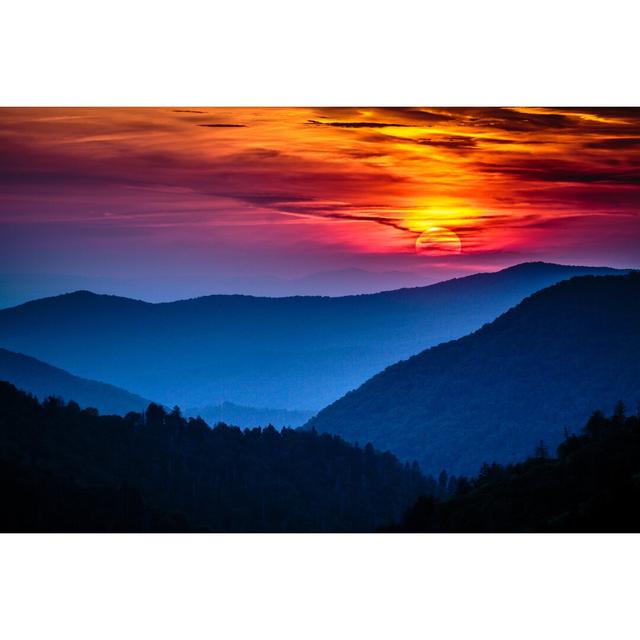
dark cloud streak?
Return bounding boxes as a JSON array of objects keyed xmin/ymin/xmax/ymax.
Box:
[
  {"xmin": 585, "ymin": 137, "xmax": 640, "ymax": 149},
  {"xmin": 198, "ymin": 123, "xmax": 246, "ymax": 128},
  {"xmin": 306, "ymin": 120, "xmax": 410, "ymax": 129}
]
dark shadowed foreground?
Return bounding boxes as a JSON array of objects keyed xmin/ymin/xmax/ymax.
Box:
[
  {"xmin": 0, "ymin": 382, "xmax": 430, "ymax": 532},
  {"xmin": 384, "ymin": 404, "xmax": 640, "ymax": 532}
]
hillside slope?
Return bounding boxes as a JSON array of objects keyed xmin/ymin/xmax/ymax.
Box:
[
  {"xmin": 0, "ymin": 263, "xmax": 622, "ymax": 410},
  {"xmin": 0, "ymin": 382, "xmax": 430, "ymax": 532},
  {"xmin": 0, "ymin": 348, "xmax": 150, "ymax": 414},
  {"xmin": 385, "ymin": 407, "xmax": 640, "ymax": 533},
  {"xmin": 307, "ymin": 273, "xmax": 640, "ymax": 475}
]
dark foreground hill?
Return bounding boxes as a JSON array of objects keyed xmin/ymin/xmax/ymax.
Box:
[
  {"xmin": 0, "ymin": 457, "xmax": 198, "ymax": 533},
  {"xmin": 307, "ymin": 273, "xmax": 640, "ymax": 476},
  {"xmin": 0, "ymin": 263, "xmax": 621, "ymax": 411},
  {"xmin": 0, "ymin": 382, "xmax": 431, "ymax": 532},
  {"xmin": 0, "ymin": 347, "xmax": 150, "ymax": 414},
  {"xmin": 385, "ymin": 406, "xmax": 640, "ymax": 532}
]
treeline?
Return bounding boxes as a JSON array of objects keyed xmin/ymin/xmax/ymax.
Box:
[
  {"xmin": 384, "ymin": 402, "xmax": 640, "ymax": 532},
  {"xmin": 0, "ymin": 457, "xmax": 198, "ymax": 532},
  {"xmin": 0, "ymin": 381, "xmax": 432, "ymax": 532}
]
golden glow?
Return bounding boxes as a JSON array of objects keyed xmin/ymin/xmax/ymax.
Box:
[
  {"xmin": 415, "ymin": 227, "xmax": 462, "ymax": 255},
  {"xmin": 406, "ymin": 200, "xmax": 482, "ymax": 230},
  {"xmin": 1, "ymin": 107, "xmax": 638, "ymax": 269}
]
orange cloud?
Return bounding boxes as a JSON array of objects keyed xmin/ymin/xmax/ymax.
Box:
[{"xmin": 1, "ymin": 107, "xmax": 639, "ymax": 273}]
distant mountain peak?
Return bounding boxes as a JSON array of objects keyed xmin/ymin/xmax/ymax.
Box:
[
  {"xmin": 501, "ymin": 261, "xmax": 619, "ymax": 273},
  {"xmin": 0, "ymin": 347, "xmax": 151, "ymax": 414},
  {"xmin": 11, "ymin": 289, "xmax": 150, "ymax": 311}
]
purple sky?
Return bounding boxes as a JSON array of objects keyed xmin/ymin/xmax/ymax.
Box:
[{"xmin": 1, "ymin": 107, "xmax": 639, "ymax": 306}]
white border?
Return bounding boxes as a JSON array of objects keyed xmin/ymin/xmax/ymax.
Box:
[
  {"xmin": 3, "ymin": 0, "xmax": 639, "ymax": 105},
  {"xmin": 2, "ymin": 1, "xmax": 639, "ymax": 637},
  {"xmin": 0, "ymin": 534, "xmax": 638, "ymax": 640}
]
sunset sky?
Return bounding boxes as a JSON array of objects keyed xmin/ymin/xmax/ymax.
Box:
[{"xmin": 1, "ymin": 107, "xmax": 639, "ymax": 303}]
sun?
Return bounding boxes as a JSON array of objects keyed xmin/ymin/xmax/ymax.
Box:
[{"xmin": 415, "ymin": 226, "xmax": 462, "ymax": 256}]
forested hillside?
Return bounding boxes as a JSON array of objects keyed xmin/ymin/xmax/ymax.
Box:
[
  {"xmin": 308, "ymin": 273, "xmax": 640, "ymax": 475},
  {"xmin": 385, "ymin": 404, "xmax": 640, "ymax": 532},
  {"xmin": 0, "ymin": 382, "xmax": 431, "ymax": 532}
]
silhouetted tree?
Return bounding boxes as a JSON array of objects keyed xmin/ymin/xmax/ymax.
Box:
[
  {"xmin": 613, "ymin": 400, "xmax": 626, "ymax": 426},
  {"xmin": 385, "ymin": 404, "xmax": 640, "ymax": 532},
  {"xmin": 534, "ymin": 440, "xmax": 549, "ymax": 459},
  {"xmin": 0, "ymin": 382, "xmax": 433, "ymax": 533},
  {"xmin": 438, "ymin": 470, "xmax": 448, "ymax": 496},
  {"xmin": 583, "ymin": 410, "xmax": 607, "ymax": 439},
  {"xmin": 145, "ymin": 402, "xmax": 166, "ymax": 428}
]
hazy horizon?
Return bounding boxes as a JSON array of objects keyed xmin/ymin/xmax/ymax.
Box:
[
  {"xmin": 0, "ymin": 259, "xmax": 633, "ymax": 309},
  {"xmin": 2, "ymin": 107, "xmax": 640, "ymax": 310}
]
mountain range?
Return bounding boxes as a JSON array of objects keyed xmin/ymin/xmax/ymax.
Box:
[
  {"xmin": 0, "ymin": 347, "xmax": 149, "ymax": 415},
  {"xmin": 307, "ymin": 273, "xmax": 640, "ymax": 476},
  {"xmin": 0, "ymin": 268, "xmax": 434, "ymax": 309},
  {"xmin": 0, "ymin": 347, "xmax": 311, "ymax": 427},
  {"xmin": 0, "ymin": 262, "xmax": 623, "ymax": 411}
]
